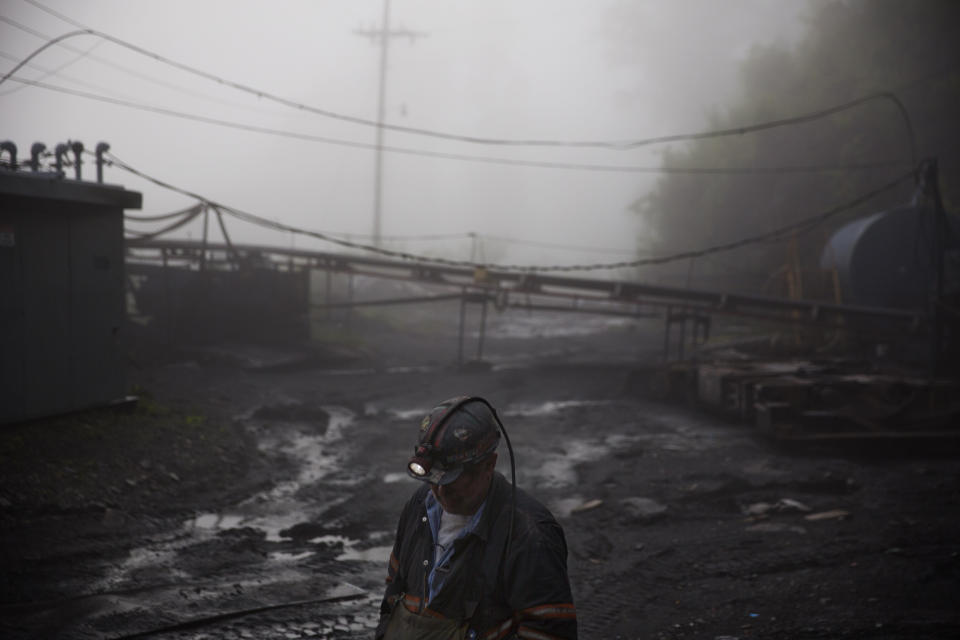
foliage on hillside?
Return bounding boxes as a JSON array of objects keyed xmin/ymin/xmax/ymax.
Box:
[{"xmin": 635, "ymin": 0, "xmax": 960, "ymax": 295}]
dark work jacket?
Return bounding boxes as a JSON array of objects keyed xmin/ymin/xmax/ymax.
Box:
[{"xmin": 376, "ymin": 472, "xmax": 577, "ymax": 640}]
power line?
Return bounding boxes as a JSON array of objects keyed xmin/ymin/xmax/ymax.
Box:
[
  {"xmin": 0, "ymin": 37, "xmax": 101, "ymax": 96},
  {"xmin": 0, "ymin": 15, "xmax": 320, "ymax": 118},
  {"xmin": 5, "ymin": 75, "xmax": 908, "ymax": 177},
  {"xmin": 124, "ymin": 204, "xmax": 204, "ymax": 240},
  {"xmin": 124, "ymin": 210, "xmax": 639, "ymax": 256},
  {"xmin": 0, "ymin": 46, "xmax": 130, "ymax": 95},
  {"xmin": 102, "ymin": 151, "xmax": 916, "ymax": 273},
  {"xmin": 479, "ymin": 233, "xmax": 640, "ymax": 256},
  {"xmin": 5, "ymin": 4, "xmax": 919, "ymax": 156},
  {"xmin": 0, "ymin": 46, "xmax": 134, "ymax": 99},
  {"xmin": 0, "ymin": 16, "xmax": 249, "ymax": 108},
  {"xmin": 124, "ymin": 204, "xmax": 472, "ymax": 243},
  {"xmin": 357, "ymin": 231, "xmax": 471, "ymax": 242},
  {"xmin": 125, "ymin": 203, "xmax": 203, "ymax": 222}
]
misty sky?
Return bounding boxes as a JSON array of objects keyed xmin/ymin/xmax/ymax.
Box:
[{"xmin": 1, "ymin": 0, "xmax": 810, "ymax": 271}]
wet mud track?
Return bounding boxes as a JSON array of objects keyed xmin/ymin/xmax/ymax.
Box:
[{"xmin": 2, "ymin": 328, "xmax": 960, "ymax": 639}]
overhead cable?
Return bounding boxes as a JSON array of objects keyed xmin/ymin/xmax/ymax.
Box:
[
  {"xmin": 7, "ymin": 76, "xmax": 907, "ymax": 176},
  {"xmin": 479, "ymin": 233, "xmax": 641, "ymax": 256},
  {"xmin": 0, "ymin": 38, "xmax": 101, "ymax": 96},
  {"xmin": 126, "ymin": 209, "xmax": 638, "ymax": 256},
  {"xmin": 3, "ymin": 7, "xmax": 917, "ymax": 157},
  {"xmin": 103, "ymin": 151, "xmax": 916, "ymax": 273},
  {"xmin": 123, "ymin": 203, "xmax": 203, "ymax": 240},
  {"xmin": 0, "ymin": 16, "xmax": 228, "ymax": 101},
  {"xmin": 125, "ymin": 202, "xmax": 203, "ymax": 222},
  {"xmin": 0, "ymin": 16, "xmax": 314, "ymax": 115},
  {"xmin": 220, "ymin": 170, "xmax": 917, "ymax": 271}
]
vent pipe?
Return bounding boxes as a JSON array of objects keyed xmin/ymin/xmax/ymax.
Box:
[
  {"xmin": 30, "ymin": 142, "xmax": 45, "ymax": 171},
  {"xmin": 70, "ymin": 141, "xmax": 84, "ymax": 180},
  {"xmin": 95, "ymin": 142, "xmax": 110, "ymax": 183},
  {"xmin": 54, "ymin": 143, "xmax": 69, "ymax": 176},
  {"xmin": 0, "ymin": 141, "xmax": 16, "ymax": 168}
]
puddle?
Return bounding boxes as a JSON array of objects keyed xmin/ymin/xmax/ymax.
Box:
[
  {"xmin": 101, "ymin": 405, "xmax": 361, "ymax": 595},
  {"xmin": 189, "ymin": 509, "xmax": 335, "ymax": 543},
  {"xmin": 491, "ymin": 314, "xmax": 632, "ymax": 339},
  {"xmin": 519, "ymin": 438, "xmax": 609, "ymax": 488},
  {"xmin": 92, "ymin": 535, "xmax": 192, "ymax": 591},
  {"xmin": 270, "ymin": 550, "xmax": 314, "ymax": 562},
  {"xmin": 310, "ymin": 533, "xmax": 352, "ymax": 547},
  {"xmin": 504, "ymin": 399, "xmax": 610, "ymax": 417},
  {"xmin": 338, "ymin": 545, "xmax": 393, "ymax": 563},
  {"xmin": 188, "ymin": 405, "xmax": 357, "ymax": 543},
  {"xmin": 257, "ymin": 405, "xmax": 356, "ymax": 491},
  {"xmin": 382, "ymin": 399, "xmax": 610, "ymax": 425},
  {"xmin": 192, "ymin": 513, "xmax": 244, "ymax": 530},
  {"xmin": 308, "ymin": 533, "xmax": 393, "ymax": 564},
  {"xmin": 387, "ymin": 407, "xmax": 431, "ymax": 420},
  {"xmin": 503, "ymin": 400, "xmax": 738, "ymax": 488}
]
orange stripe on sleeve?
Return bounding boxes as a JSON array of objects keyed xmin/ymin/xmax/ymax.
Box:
[{"xmin": 519, "ymin": 602, "xmax": 577, "ymax": 620}]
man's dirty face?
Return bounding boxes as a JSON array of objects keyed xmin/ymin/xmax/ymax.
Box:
[{"xmin": 431, "ymin": 454, "xmax": 496, "ymax": 516}]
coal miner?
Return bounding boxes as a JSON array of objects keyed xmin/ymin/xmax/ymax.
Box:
[{"xmin": 376, "ymin": 396, "xmax": 577, "ymax": 640}]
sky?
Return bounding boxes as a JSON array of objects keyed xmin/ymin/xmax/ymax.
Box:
[{"xmin": 0, "ymin": 0, "xmax": 811, "ymax": 272}]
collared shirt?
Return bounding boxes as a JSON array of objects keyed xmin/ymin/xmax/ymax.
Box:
[{"xmin": 424, "ymin": 490, "xmax": 487, "ymax": 604}]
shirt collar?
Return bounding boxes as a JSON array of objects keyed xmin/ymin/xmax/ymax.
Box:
[{"xmin": 424, "ymin": 488, "xmax": 489, "ymax": 541}]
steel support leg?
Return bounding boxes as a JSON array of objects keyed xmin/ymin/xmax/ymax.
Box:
[
  {"xmin": 477, "ymin": 295, "xmax": 488, "ymax": 361},
  {"xmin": 457, "ymin": 291, "xmax": 467, "ymax": 367},
  {"xmin": 663, "ymin": 305, "xmax": 672, "ymax": 362},
  {"xmin": 678, "ymin": 308, "xmax": 687, "ymax": 360}
]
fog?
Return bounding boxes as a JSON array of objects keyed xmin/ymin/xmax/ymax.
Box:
[{"xmin": 1, "ymin": 0, "xmax": 809, "ymax": 270}]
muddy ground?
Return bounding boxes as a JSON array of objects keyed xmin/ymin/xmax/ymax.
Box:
[{"xmin": 2, "ymin": 305, "xmax": 959, "ymax": 640}]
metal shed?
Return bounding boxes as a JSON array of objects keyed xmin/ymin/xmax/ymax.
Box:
[{"xmin": 0, "ymin": 169, "xmax": 142, "ymax": 424}]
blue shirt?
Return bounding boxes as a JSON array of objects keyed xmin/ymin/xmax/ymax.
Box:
[{"xmin": 424, "ymin": 491, "xmax": 487, "ymax": 604}]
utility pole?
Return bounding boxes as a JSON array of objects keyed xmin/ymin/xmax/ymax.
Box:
[{"xmin": 354, "ymin": 0, "xmax": 427, "ymax": 248}]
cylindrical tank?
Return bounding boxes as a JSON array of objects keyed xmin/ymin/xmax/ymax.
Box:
[{"xmin": 820, "ymin": 204, "xmax": 939, "ymax": 310}]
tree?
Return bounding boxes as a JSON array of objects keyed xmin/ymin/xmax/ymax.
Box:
[{"xmin": 635, "ymin": 0, "xmax": 960, "ymax": 297}]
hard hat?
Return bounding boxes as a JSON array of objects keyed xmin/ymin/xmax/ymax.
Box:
[{"xmin": 407, "ymin": 396, "xmax": 501, "ymax": 485}]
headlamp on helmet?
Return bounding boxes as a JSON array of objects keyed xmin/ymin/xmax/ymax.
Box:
[
  {"xmin": 407, "ymin": 444, "xmax": 433, "ymax": 478},
  {"xmin": 406, "ymin": 396, "xmax": 501, "ymax": 486}
]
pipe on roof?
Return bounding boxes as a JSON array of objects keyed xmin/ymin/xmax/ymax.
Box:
[
  {"xmin": 54, "ymin": 143, "xmax": 69, "ymax": 176},
  {"xmin": 70, "ymin": 141, "xmax": 84, "ymax": 180},
  {"xmin": 0, "ymin": 141, "xmax": 16, "ymax": 168},
  {"xmin": 30, "ymin": 142, "xmax": 46, "ymax": 172},
  {"xmin": 96, "ymin": 142, "xmax": 110, "ymax": 183}
]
